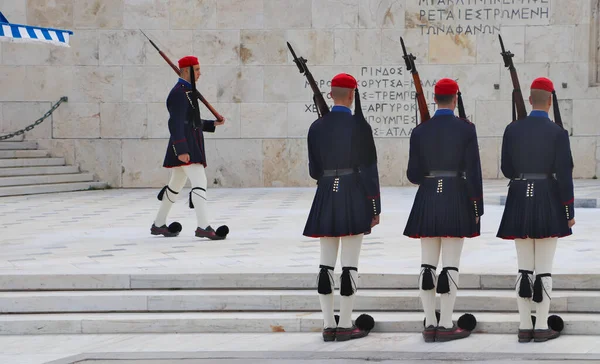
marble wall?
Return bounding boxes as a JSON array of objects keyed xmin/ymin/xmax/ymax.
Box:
[{"xmin": 0, "ymin": 0, "xmax": 599, "ymax": 188}]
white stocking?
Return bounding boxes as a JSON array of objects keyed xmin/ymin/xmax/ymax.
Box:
[
  {"xmin": 154, "ymin": 167, "xmax": 188, "ymax": 227},
  {"xmin": 439, "ymin": 238, "xmax": 464, "ymax": 329},
  {"xmin": 319, "ymin": 237, "xmax": 339, "ymax": 329},
  {"xmin": 183, "ymin": 164, "xmax": 210, "ymax": 229},
  {"xmin": 420, "ymin": 238, "xmax": 441, "ymax": 327},
  {"xmin": 339, "ymin": 234, "xmax": 363, "ymax": 328},
  {"xmin": 515, "ymin": 239, "xmax": 535, "ymax": 330},
  {"xmin": 534, "ymin": 238, "xmax": 558, "ymax": 330}
]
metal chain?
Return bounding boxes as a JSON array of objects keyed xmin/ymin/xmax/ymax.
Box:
[{"xmin": 0, "ymin": 96, "xmax": 68, "ymax": 141}]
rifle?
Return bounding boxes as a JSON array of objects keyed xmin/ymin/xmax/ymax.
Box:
[
  {"xmin": 286, "ymin": 42, "xmax": 329, "ymax": 118},
  {"xmin": 400, "ymin": 37, "xmax": 430, "ymax": 123},
  {"xmin": 499, "ymin": 35, "xmax": 527, "ymax": 122},
  {"xmin": 141, "ymin": 30, "xmax": 224, "ymax": 121}
]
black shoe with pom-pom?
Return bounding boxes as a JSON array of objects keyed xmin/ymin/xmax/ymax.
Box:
[
  {"xmin": 151, "ymin": 222, "xmax": 182, "ymax": 237},
  {"xmin": 195, "ymin": 225, "xmax": 229, "ymax": 240}
]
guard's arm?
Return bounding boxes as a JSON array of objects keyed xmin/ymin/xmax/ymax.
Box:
[
  {"xmin": 168, "ymin": 90, "xmax": 189, "ymax": 156},
  {"xmin": 307, "ymin": 126, "xmax": 322, "ymax": 180},
  {"xmin": 465, "ymin": 125, "xmax": 484, "ymax": 217},
  {"xmin": 202, "ymin": 119, "xmax": 216, "ymax": 133},
  {"xmin": 356, "ymin": 121, "xmax": 381, "ymax": 216},
  {"xmin": 406, "ymin": 132, "xmax": 424, "ymax": 185},
  {"xmin": 554, "ymin": 130, "xmax": 575, "ymax": 220}
]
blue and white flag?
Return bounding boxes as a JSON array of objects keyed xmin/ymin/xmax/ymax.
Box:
[{"xmin": 0, "ymin": 12, "xmax": 73, "ymax": 47}]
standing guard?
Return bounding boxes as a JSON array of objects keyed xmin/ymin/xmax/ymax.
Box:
[
  {"xmin": 404, "ymin": 78, "xmax": 482, "ymax": 342},
  {"xmin": 497, "ymin": 77, "xmax": 574, "ymax": 342},
  {"xmin": 151, "ymin": 56, "xmax": 229, "ymax": 240},
  {"xmin": 304, "ymin": 73, "xmax": 379, "ymax": 342}
]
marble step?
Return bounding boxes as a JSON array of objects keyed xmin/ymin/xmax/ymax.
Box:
[
  {"xmin": 0, "ymin": 157, "xmax": 64, "ymax": 168},
  {"xmin": 0, "ymin": 165, "xmax": 79, "ymax": 177},
  {"xmin": 0, "ymin": 141, "xmax": 37, "ymax": 150},
  {"xmin": 0, "ymin": 181, "xmax": 107, "ymax": 197},
  {"xmin": 0, "ymin": 289, "xmax": 598, "ymax": 314},
  {"xmin": 2, "ymin": 273, "xmax": 599, "ymax": 291},
  {"xmin": 0, "ymin": 311, "xmax": 597, "ymax": 335},
  {"xmin": 0, "ymin": 150, "xmax": 48, "ymax": 158},
  {"xmin": 0, "ymin": 173, "xmax": 94, "ymax": 187}
]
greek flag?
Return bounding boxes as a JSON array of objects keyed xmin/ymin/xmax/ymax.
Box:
[{"xmin": 0, "ymin": 12, "xmax": 73, "ymax": 47}]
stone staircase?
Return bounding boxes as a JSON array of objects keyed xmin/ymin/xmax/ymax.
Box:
[
  {"xmin": 0, "ymin": 141, "xmax": 107, "ymax": 197},
  {"xmin": 1, "ymin": 273, "xmax": 599, "ymax": 335}
]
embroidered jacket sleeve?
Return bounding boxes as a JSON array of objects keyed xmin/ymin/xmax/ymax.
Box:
[
  {"xmin": 554, "ymin": 129, "xmax": 575, "ymax": 220},
  {"xmin": 167, "ymin": 90, "xmax": 189, "ymax": 156},
  {"xmin": 355, "ymin": 118, "xmax": 381, "ymax": 216},
  {"xmin": 307, "ymin": 125, "xmax": 322, "ymax": 180},
  {"xmin": 465, "ymin": 124, "xmax": 484, "ymax": 217},
  {"xmin": 406, "ymin": 130, "xmax": 424, "ymax": 185}
]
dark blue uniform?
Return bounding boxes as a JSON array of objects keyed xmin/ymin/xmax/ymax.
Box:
[
  {"xmin": 163, "ymin": 78, "xmax": 216, "ymax": 168},
  {"xmin": 497, "ymin": 111, "xmax": 574, "ymax": 239},
  {"xmin": 404, "ymin": 109, "xmax": 483, "ymax": 238},
  {"xmin": 303, "ymin": 106, "xmax": 381, "ymax": 237}
]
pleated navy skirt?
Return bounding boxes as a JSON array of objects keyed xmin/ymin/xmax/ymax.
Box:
[
  {"xmin": 404, "ymin": 177, "xmax": 480, "ymax": 238},
  {"xmin": 304, "ymin": 174, "xmax": 372, "ymax": 238},
  {"xmin": 497, "ymin": 179, "xmax": 571, "ymax": 239}
]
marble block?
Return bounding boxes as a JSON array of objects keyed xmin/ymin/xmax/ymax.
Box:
[
  {"xmin": 99, "ymin": 30, "xmax": 147, "ymax": 65},
  {"xmin": 285, "ymin": 30, "xmax": 335, "ymax": 66},
  {"xmin": 429, "ymin": 34, "xmax": 477, "ymax": 64},
  {"xmin": 205, "ymin": 139, "xmax": 263, "ymax": 187},
  {"xmin": 262, "ymin": 139, "xmax": 311, "ymax": 187},
  {"xmin": 287, "ymin": 103, "xmax": 316, "ymax": 138},
  {"xmin": 170, "ymin": 0, "xmax": 217, "ymax": 30},
  {"xmin": 2, "ymin": 41, "xmax": 73, "ymax": 66},
  {"xmin": 74, "ymin": 139, "xmax": 123, "ymax": 187},
  {"xmin": 525, "ymin": 25, "xmax": 575, "ymax": 63},
  {"xmin": 216, "ymin": 0, "xmax": 264, "ymax": 29},
  {"xmin": 36, "ymin": 139, "xmax": 76, "ymax": 165},
  {"xmin": 71, "ymin": 66, "xmax": 123, "ymax": 103},
  {"xmin": 574, "ymin": 24, "xmax": 592, "ymax": 62},
  {"xmin": 312, "ymin": 0, "xmax": 359, "ymax": 29},
  {"xmin": 381, "ymin": 29, "xmax": 428, "ymax": 66},
  {"xmin": 454, "ymin": 64, "xmax": 502, "ymax": 101},
  {"xmin": 100, "ymin": 103, "xmax": 147, "ymax": 139},
  {"xmin": 147, "ymin": 293, "xmax": 281, "ymax": 311},
  {"xmin": 374, "ymin": 138, "xmax": 409, "ymax": 186},
  {"xmin": 143, "ymin": 30, "xmax": 194, "ymax": 67},
  {"xmin": 70, "ymin": 30, "xmax": 100, "ymax": 66},
  {"xmin": 264, "ymin": 0, "xmax": 312, "ymax": 29},
  {"xmin": 74, "ymin": 0, "xmax": 125, "ymax": 29},
  {"xmin": 573, "ymin": 99, "xmax": 600, "ymax": 135},
  {"xmin": 241, "ymin": 103, "xmax": 287, "ymax": 138},
  {"xmin": 477, "ymin": 26, "xmax": 525, "ymax": 64},
  {"xmin": 551, "ymin": 0, "xmax": 592, "ymax": 25},
  {"xmin": 474, "ymin": 100, "xmax": 512, "ymax": 137},
  {"xmin": 551, "ymin": 98, "xmax": 573, "ymax": 135},
  {"xmin": 193, "ymin": 30, "xmax": 240, "ymax": 66},
  {"xmin": 0, "ymin": 293, "xmax": 146, "ymax": 313},
  {"xmin": 549, "ymin": 63, "xmax": 594, "ymax": 100},
  {"xmin": 0, "ymin": 0, "xmax": 26, "ymax": 23},
  {"xmin": 145, "ymin": 102, "xmax": 169, "ymax": 139},
  {"xmin": 203, "ymin": 103, "xmax": 242, "ymax": 139},
  {"xmin": 123, "ymin": 0, "xmax": 169, "ymax": 30},
  {"xmin": 121, "ymin": 139, "xmax": 169, "ymax": 187},
  {"xmin": 263, "ymin": 66, "xmax": 315, "ymax": 103},
  {"xmin": 478, "ymin": 137, "xmax": 501, "ymax": 179},
  {"xmin": 2, "ymin": 102, "xmax": 53, "ymax": 141},
  {"xmin": 27, "ymin": 0, "xmax": 73, "ymax": 29},
  {"xmin": 52, "ymin": 103, "xmax": 101, "ymax": 139},
  {"xmin": 241, "ymin": 30, "xmax": 287, "ymax": 65},
  {"xmin": 123, "ymin": 66, "xmax": 174, "ymax": 103},
  {"xmin": 498, "ymin": 63, "xmax": 550, "ymax": 102},
  {"xmin": 210, "ymin": 66, "xmax": 265, "ymax": 103},
  {"xmin": 358, "ymin": 0, "xmax": 405, "ymax": 29},
  {"xmin": 334, "ymin": 30, "xmax": 382, "ymax": 65},
  {"xmin": 570, "ymin": 136, "xmax": 596, "ymax": 178}
]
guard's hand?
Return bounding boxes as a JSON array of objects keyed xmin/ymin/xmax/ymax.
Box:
[
  {"xmin": 371, "ymin": 215, "xmax": 380, "ymax": 228},
  {"xmin": 568, "ymin": 218, "xmax": 575, "ymax": 228},
  {"xmin": 215, "ymin": 117, "xmax": 225, "ymax": 126},
  {"xmin": 475, "ymin": 217, "xmax": 480, "ymax": 224},
  {"xmin": 178, "ymin": 153, "xmax": 190, "ymax": 163}
]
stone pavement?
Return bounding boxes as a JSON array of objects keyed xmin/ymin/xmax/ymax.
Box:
[{"xmin": 0, "ymin": 180, "xmax": 599, "ymax": 275}]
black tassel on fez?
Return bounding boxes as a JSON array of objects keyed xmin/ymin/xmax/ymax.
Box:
[
  {"xmin": 340, "ymin": 267, "xmax": 357, "ymax": 296},
  {"xmin": 317, "ymin": 265, "xmax": 334, "ymax": 295},
  {"xmin": 518, "ymin": 269, "xmax": 533, "ymax": 298},
  {"xmin": 420, "ymin": 264, "xmax": 436, "ymax": 290}
]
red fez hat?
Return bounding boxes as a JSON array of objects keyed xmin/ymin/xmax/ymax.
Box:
[
  {"xmin": 331, "ymin": 73, "xmax": 357, "ymax": 89},
  {"xmin": 178, "ymin": 56, "xmax": 199, "ymax": 69},
  {"xmin": 434, "ymin": 78, "xmax": 459, "ymax": 95},
  {"xmin": 531, "ymin": 77, "xmax": 554, "ymax": 93}
]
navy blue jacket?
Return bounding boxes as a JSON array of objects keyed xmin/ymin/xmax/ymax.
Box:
[
  {"xmin": 407, "ymin": 109, "xmax": 484, "ymax": 217},
  {"xmin": 501, "ymin": 111, "xmax": 575, "ymax": 219},
  {"xmin": 163, "ymin": 78, "xmax": 216, "ymax": 168}
]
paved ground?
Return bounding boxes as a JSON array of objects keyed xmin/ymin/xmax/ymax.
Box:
[{"xmin": 0, "ymin": 180, "xmax": 599, "ymax": 275}]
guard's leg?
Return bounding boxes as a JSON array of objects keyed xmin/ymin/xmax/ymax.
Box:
[
  {"xmin": 533, "ymin": 237, "xmax": 559, "ymax": 342},
  {"xmin": 336, "ymin": 234, "xmax": 365, "ymax": 341},
  {"xmin": 420, "ymin": 237, "xmax": 441, "ymax": 341},
  {"xmin": 318, "ymin": 237, "xmax": 340, "ymax": 341},
  {"xmin": 152, "ymin": 167, "xmax": 188, "ymax": 236},
  {"xmin": 515, "ymin": 238, "xmax": 535, "ymax": 342},
  {"xmin": 436, "ymin": 237, "xmax": 469, "ymax": 342},
  {"xmin": 182, "ymin": 164, "xmax": 210, "ymax": 228}
]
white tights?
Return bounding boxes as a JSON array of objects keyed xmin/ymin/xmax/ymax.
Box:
[
  {"xmin": 419, "ymin": 237, "xmax": 464, "ymax": 329},
  {"xmin": 154, "ymin": 164, "xmax": 209, "ymax": 229},
  {"xmin": 318, "ymin": 235, "xmax": 363, "ymax": 329},
  {"xmin": 515, "ymin": 238, "xmax": 558, "ymax": 330}
]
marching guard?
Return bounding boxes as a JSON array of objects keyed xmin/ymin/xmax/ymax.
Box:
[
  {"xmin": 151, "ymin": 56, "xmax": 229, "ymax": 240},
  {"xmin": 497, "ymin": 77, "xmax": 574, "ymax": 342},
  {"xmin": 404, "ymin": 78, "xmax": 482, "ymax": 342},
  {"xmin": 304, "ymin": 73, "xmax": 379, "ymax": 342}
]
